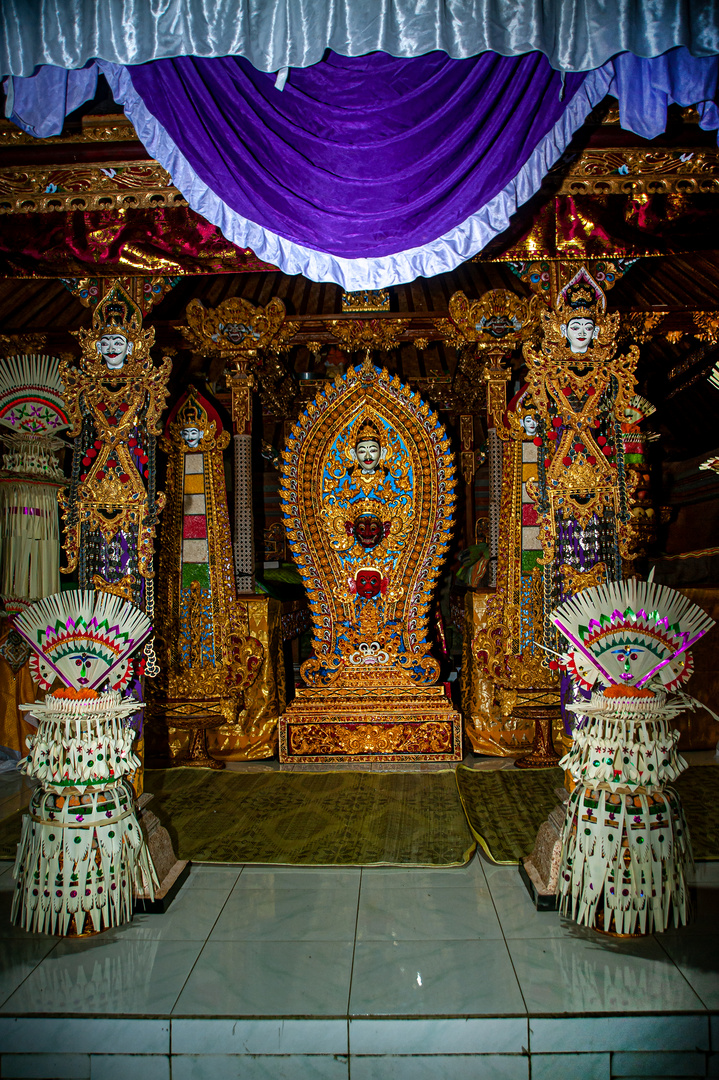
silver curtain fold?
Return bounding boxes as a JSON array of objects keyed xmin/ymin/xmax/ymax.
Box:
[{"xmin": 1, "ymin": 0, "xmax": 718, "ymax": 78}]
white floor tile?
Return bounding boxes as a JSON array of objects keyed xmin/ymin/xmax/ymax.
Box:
[
  {"xmin": 210, "ymin": 887, "xmax": 359, "ymax": 941},
  {"xmin": 0, "ymin": 1018, "xmax": 170, "ymax": 1054},
  {"xmin": 356, "ymin": 885, "xmax": 502, "ymax": 941},
  {"xmin": 171, "ymin": 1017, "xmax": 348, "ymax": 1055},
  {"xmin": 172, "ymin": 940, "xmax": 354, "ymax": 1016},
  {"xmin": 171, "ymin": 1054, "xmax": 348, "ymax": 1080},
  {"xmin": 350, "ymin": 1054, "xmax": 528, "ymax": 1080},
  {"xmin": 350, "ymin": 938, "xmax": 524, "ymax": 1016},
  {"xmin": 349, "ymin": 1017, "xmax": 527, "ymax": 1055},
  {"xmin": 1, "ymin": 1052, "xmax": 91, "ymax": 1078},
  {"xmin": 531, "ymin": 1052, "xmax": 609, "ymax": 1080},
  {"xmin": 529, "ymin": 1015, "xmax": 709, "ymax": 1053}
]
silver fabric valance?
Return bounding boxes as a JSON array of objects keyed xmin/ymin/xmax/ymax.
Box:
[{"xmin": 2, "ymin": 0, "xmax": 718, "ymax": 79}]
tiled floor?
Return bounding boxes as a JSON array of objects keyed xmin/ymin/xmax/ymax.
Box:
[{"xmin": 0, "ymin": 758, "xmax": 717, "ymax": 1079}]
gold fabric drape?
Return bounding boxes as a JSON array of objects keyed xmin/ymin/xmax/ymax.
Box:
[
  {"xmin": 0, "ymin": 618, "xmax": 38, "ymax": 758},
  {"xmin": 161, "ymin": 596, "xmax": 284, "ymax": 762},
  {"xmin": 462, "ymin": 590, "xmax": 534, "ymax": 756}
]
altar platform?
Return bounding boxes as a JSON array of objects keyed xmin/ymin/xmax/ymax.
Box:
[{"xmin": 0, "ymin": 757, "xmax": 718, "ymax": 1080}]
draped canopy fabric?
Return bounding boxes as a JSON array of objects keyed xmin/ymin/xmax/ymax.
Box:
[
  {"xmin": 6, "ymin": 46, "xmax": 719, "ymax": 288},
  {"xmin": 2, "ymin": 0, "xmax": 719, "ymax": 78}
]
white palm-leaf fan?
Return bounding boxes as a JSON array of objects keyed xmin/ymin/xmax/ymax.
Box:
[
  {"xmin": 0, "ymin": 354, "xmax": 69, "ymax": 437},
  {"xmin": 550, "ymin": 578, "xmax": 715, "ymax": 692},
  {"xmin": 12, "ymin": 589, "xmax": 152, "ymax": 692},
  {"xmin": 626, "ymin": 393, "xmax": 656, "ymax": 422}
]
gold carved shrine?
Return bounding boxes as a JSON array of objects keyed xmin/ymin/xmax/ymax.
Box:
[
  {"xmin": 279, "ymin": 357, "xmax": 461, "ymax": 762},
  {"xmin": 145, "ymin": 387, "xmax": 264, "ymax": 767}
]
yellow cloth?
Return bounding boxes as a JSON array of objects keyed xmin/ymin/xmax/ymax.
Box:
[
  {"xmin": 0, "ymin": 618, "xmax": 39, "ymax": 757},
  {"xmin": 461, "ymin": 591, "xmax": 563, "ymax": 757}
]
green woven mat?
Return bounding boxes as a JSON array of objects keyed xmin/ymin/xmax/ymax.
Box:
[
  {"xmin": 456, "ymin": 764, "xmax": 719, "ymax": 865},
  {"xmin": 0, "ymin": 769, "xmax": 475, "ymax": 866}
]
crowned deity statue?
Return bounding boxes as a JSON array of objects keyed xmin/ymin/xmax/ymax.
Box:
[
  {"xmin": 279, "ymin": 357, "xmax": 460, "ymax": 763},
  {"xmin": 468, "ymin": 268, "xmax": 643, "ymax": 759},
  {"xmin": 58, "ymin": 282, "xmax": 171, "ymax": 621},
  {"xmin": 522, "ymin": 266, "xmax": 639, "ymax": 643}
]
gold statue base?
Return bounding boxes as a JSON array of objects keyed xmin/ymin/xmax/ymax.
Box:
[{"xmin": 279, "ymin": 686, "xmax": 462, "ymax": 764}]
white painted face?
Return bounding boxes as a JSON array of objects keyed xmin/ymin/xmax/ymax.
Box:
[
  {"xmin": 97, "ymin": 334, "xmax": 131, "ymax": 370},
  {"xmin": 564, "ymin": 318, "xmax": 595, "ymax": 354},
  {"xmin": 181, "ymin": 426, "xmax": 204, "ymax": 448},
  {"xmin": 356, "ymin": 439, "xmax": 381, "ymax": 473},
  {"xmin": 521, "ymin": 414, "xmax": 538, "ymax": 437}
]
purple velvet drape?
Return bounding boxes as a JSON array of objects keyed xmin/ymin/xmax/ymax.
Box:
[{"xmin": 126, "ymin": 50, "xmax": 586, "ymax": 260}]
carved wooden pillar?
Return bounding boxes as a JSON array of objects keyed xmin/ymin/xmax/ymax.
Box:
[
  {"xmin": 483, "ymin": 351, "xmax": 511, "ymax": 588},
  {"xmin": 459, "ymin": 414, "xmax": 475, "ymax": 549},
  {"xmin": 227, "ymin": 359, "xmax": 256, "ymax": 594}
]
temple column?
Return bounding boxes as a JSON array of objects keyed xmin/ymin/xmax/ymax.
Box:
[
  {"xmin": 227, "ymin": 360, "xmax": 256, "ymax": 594},
  {"xmin": 484, "ymin": 354, "xmax": 511, "ymax": 588}
]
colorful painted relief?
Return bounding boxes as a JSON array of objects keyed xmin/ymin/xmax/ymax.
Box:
[
  {"xmin": 279, "ymin": 357, "xmax": 461, "ymax": 762},
  {"xmin": 0, "ymin": 354, "xmax": 69, "ymax": 615},
  {"xmin": 147, "ymin": 388, "xmax": 263, "ymax": 767},
  {"xmin": 58, "ymin": 282, "xmax": 171, "ymax": 628},
  {"xmin": 552, "ymin": 578, "xmax": 715, "ymax": 934}
]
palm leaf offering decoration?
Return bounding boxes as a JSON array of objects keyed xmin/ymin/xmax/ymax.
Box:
[
  {"xmin": 550, "ymin": 577, "xmax": 715, "ymax": 693},
  {"xmin": 13, "ymin": 588, "xmax": 152, "ymax": 691},
  {"xmin": 549, "ymin": 578, "xmax": 716, "ymax": 936},
  {"xmin": 10, "ymin": 589, "xmax": 157, "ymax": 936},
  {"xmin": 0, "ymin": 355, "xmax": 69, "ymax": 618},
  {"xmin": 0, "ymin": 354, "xmax": 69, "ymax": 438}
]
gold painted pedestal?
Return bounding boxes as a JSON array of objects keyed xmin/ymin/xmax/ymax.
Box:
[{"xmin": 279, "ymin": 685, "xmax": 462, "ymax": 764}]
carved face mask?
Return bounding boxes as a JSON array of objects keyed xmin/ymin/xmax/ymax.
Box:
[
  {"xmin": 565, "ymin": 318, "xmax": 595, "ymax": 354},
  {"xmin": 355, "ymin": 439, "xmax": 381, "ymax": 473},
  {"xmin": 181, "ymin": 426, "xmax": 203, "ymax": 448},
  {"xmin": 353, "ymin": 514, "xmax": 386, "ymax": 550},
  {"xmin": 355, "ymin": 569, "xmax": 382, "ymax": 599},
  {"xmin": 97, "ymin": 334, "xmax": 130, "ymax": 370}
]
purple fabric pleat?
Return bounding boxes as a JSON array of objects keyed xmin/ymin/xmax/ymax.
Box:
[{"xmin": 125, "ymin": 50, "xmax": 586, "ymax": 259}]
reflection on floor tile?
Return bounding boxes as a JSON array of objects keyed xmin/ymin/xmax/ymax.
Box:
[
  {"xmin": 1, "ymin": 937, "xmax": 204, "ymax": 1015},
  {"xmin": 0, "ymin": 936, "xmax": 57, "ymax": 1005},
  {"xmin": 210, "ymin": 888, "xmax": 359, "ymax": 941},
  {"xmin": 356, "ymin": 885, "xmax": 502, "ymax": 941},
  {"xmin": 116, "ymin": 888, "xmax": 229, "ymax": 941},
  {"xmin": 657, "ymin": 932, "xmax": 719, "ymax": 1009},
  {"xmin": 350, "ymin": 938, "xmax": 524, "ymax": 1016},
  {"xmin": 508, "ymin": 933, "xmax": 705, "ymax": 1014},
  {"xmin": 173, "ymin": 940, "xmax": 354, "ymax": 1016}
]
